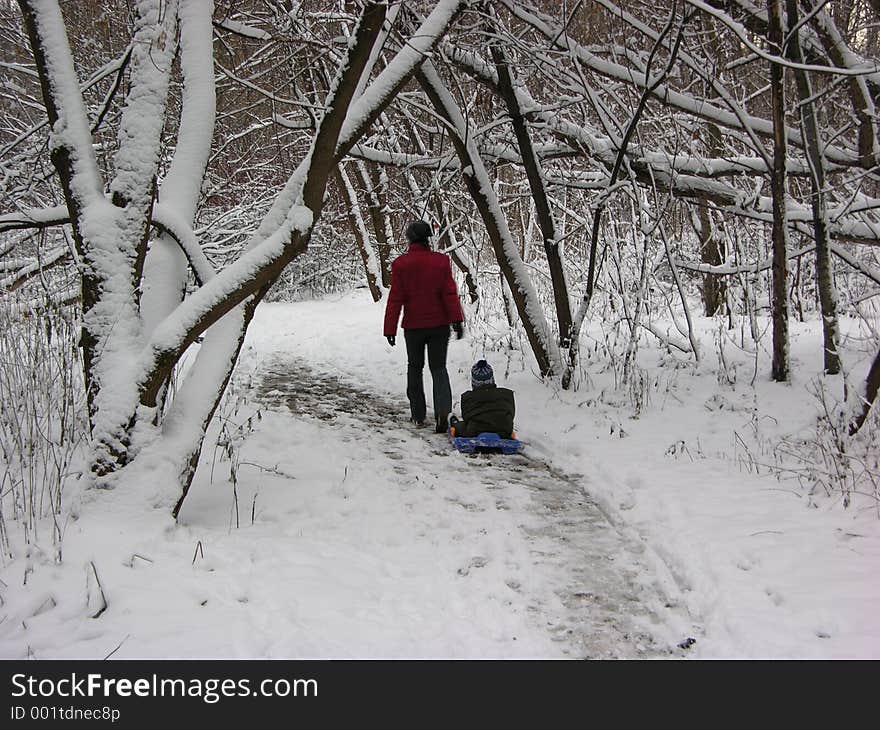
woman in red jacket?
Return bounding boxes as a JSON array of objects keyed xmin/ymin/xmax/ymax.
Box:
[{"xmin": 383, "ymin": 220, "xmax": 464, "ymax": 433}]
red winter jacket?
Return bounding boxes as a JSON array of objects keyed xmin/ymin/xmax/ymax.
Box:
[{"xmin": 383, "ymin": 243, "xmax": 464, "ymax": 336}]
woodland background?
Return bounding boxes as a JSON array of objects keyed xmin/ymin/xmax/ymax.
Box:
[{"xmin": 1, "ymin": 0, "xmax": 879, "ymax": 569}]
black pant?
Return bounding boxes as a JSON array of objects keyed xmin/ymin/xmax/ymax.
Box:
[{"xmin": 403, "ymin": 325, "xmax": 452, "ymax": 423}]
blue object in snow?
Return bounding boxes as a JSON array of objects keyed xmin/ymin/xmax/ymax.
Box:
[{"xmin": 449, "ymin": 430, "xmax": 523, "ymax": 455}]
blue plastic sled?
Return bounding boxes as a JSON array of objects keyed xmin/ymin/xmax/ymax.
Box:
[{"xmin": 449, "ymin": 430, "xmax": 524, "ymax": 455}]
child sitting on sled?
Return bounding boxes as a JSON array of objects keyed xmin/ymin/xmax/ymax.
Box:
[{"xmin": 448, "ymin": 360, "xmax": 516, "ymax": 439}]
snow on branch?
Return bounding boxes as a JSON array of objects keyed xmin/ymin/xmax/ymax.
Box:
[
  {"xmin": 335, "ymin": 0, "xmax": 464, "ymax": 162},
  {"xmin": 19, "ymin": 0, "xmax": 104, "ymax": 208},
  {"xmin": 248, "ymin": 1, "xmax": 464, "ymax": 248},
  {"xmin": 0, "ymin": 245, "xmax": 70, "ymax": 292},
  {"xmin": 684, "ymin": 0, "xmax": 880, "ymax": 77},
  {"xmin": 151, "ymin": 203, "xmax": 216, "ymax": 286},
  {"xmin": 0, "ymin": 205, "xmax": 69, "ymax": 233},
  {"xmin": 216, "ymin": 62, "xmax": 300, "ymax": 108},
  {"xmin": 347, "ymin": 144, "xmax": 460, "ymax": 170},
  {"xmin": 107, "ymin": 0, "xmax": 178, "ymax": 212},
  {"xmin": 137, "ymin": 3, "xmax": 396, "ymax": 405},
  {"xmin": 828, "ymin": 244, "xmax": 880, "ymax": 287},
  {"xmin": 0, "ymin": 201, "xmax": 218, "ymax": 287},
  {"xmin": 446, "ymin": 45, "xmax": 820, "ymax": 180},
  {"xmin": 445, "ymin": 42, "xmax": 880, "ymax": 247},
  {"xmin": 213, "ymin": 18, "xmax": 272, "ymax": 41},
  {"xmin": 498, "ymin": 0, "xmax": 865, "ymax": 170},
  {"xmin": 161, "ymin": 0, "xmax": 216, "ymax": 219},
  {"xmin": 0, "ymin": 44, "xmax": 133, "ymax": 162},
  {"xmin": 670, "ymin": 242, "xmax": 817, "ymax": 277}
]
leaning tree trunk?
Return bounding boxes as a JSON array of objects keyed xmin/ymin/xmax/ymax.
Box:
[
  {"xmin": 358, "ymin": 160, "xmax": 393, "ymax": 287},
  {"xmin": 490, "ymin": 33, "xmax": 572, "ymax": 347},
  {"xmin": 786, "ymin": 0, "xmax": 840, "ymax": 375},
  {"xmin": 417, "ymin": 61, "xmax": 561, "ymax": 376},
  {"xmin": 150, "ymin": 3, "xmax": 395, "ymax": 516},
  {"xmin": 767, "ymin": 0, "xmax": 791, "ymax": 383},
  {"xmin": 849, "ymin": 347, "xmax": 880, "ymax": 436},
  {"xmin": 336, "ymin": 165, "xmax": 384, "ymax": 302}
]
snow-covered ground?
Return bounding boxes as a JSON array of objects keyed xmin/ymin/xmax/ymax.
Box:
[{"xmin": 1, "ymin": 289, "xmax": 878, "ymax": 659}]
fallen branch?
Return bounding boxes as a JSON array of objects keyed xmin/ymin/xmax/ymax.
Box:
[{"xmin": 86, "ymin": 561, "xmax": 107, "ymax": 619}]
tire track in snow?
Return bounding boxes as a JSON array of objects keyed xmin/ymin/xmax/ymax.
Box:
[{"xmin": 254, "ymin": 356, "xmax": 693, "ymax": 658}]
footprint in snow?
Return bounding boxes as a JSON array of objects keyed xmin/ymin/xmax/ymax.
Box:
[
  {"xmin": 765, "ymin": 587, "xmax": 785, "ymax": 606},
  {"xmin": 457, "ymin": 556, "xmax": 488, "ymax": 576}
]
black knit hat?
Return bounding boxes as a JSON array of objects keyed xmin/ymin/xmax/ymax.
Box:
[{"xmin": 406, "ymin": 220, "xmax": 432, "ymax": 243}]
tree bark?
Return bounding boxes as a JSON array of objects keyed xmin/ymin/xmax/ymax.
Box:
[
  {"xmin": 164, "ymin": 2, "xmax": 397, "ymax": 515},
  {"xmin": 768, "ymin": 0, "xmax": 791, "ymax": 382},
  {"xmin": 22, "ymin": 0, "xmax": 180, "ymax": 476},
  {"xmin": 786, "ymin": 0, "xmax": 841, "ymax": 375},
  {"xmin": 697, "ymin": 122, "xmax": 727, "ymax": 316},
  {"xmin": 849, "ymin": 347, "xmax": 880, "ymax": 435},
  {"xmin": 139, "ymin": 3, "xmax": 390, "ymax": 409},
  {"xmin": 359, "ymin": 161, "xmax": 393, "ymax": 287},
  {"xmin": 490, "ymin": 37, "xmax": 572, "ymax": 346},
  {"xmin": 164, "ymin": 1, "xmax": 471, "ymax": 516},
  {"xmin": 335, "ymin": 165, "xmax": 384, "ymax": 302},
  {"xmin": 18, "ymin": 0, "xmax": 109, "ymax": 423}
]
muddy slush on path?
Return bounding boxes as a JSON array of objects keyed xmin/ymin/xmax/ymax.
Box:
[{"xmin": 255, "ymin": 355, "xmax": 698, "ymax": 658}]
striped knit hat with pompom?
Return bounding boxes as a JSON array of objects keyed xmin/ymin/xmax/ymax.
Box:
[{"xmin": 471, "ymin": 360, "xmax": 495, "ymax": 388}]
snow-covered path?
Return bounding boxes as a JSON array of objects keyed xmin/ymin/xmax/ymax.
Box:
[
  {"xmin": 0, "ymin": 317, "xmax": 692, "ymax": 660},
  {"xmin": 251, "ymin": 355, "xmax": 693, "ymax": 657},
  {"xmin": 4, "ymin": 292, "xmax": 878, "ymax": 660}
]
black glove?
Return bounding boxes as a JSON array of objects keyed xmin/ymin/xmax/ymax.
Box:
[
  {"xmin": 452, "ymin": 321, "xmax": 464, "ymax": 340},
  {"xmin": 386, "ymin": 335, "xmax": 396, "ymax": 347}
]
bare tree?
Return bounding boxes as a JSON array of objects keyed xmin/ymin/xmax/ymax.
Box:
[
  {"xmin": 786, "ymin": 0, "xmax": 840, "ymax": 374},
  {"xmin": 767, "ymin": 0, "xmax": 791, "ymax": 382},
  {"xmin": 11, "ymin": 0, "xmax": 464, "ymax": 516}
]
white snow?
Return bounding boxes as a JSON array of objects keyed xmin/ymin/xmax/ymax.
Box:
[
  {"xmin": 214, "ymin": 18, "xmax": 271, "ymax": 42},
  {"xmin": 30, "ymin": 0, "xmax": 104, "ymax": 206},
  {"xmin": 108, "ymin": 0, "xmax": 178, "ymax": 209},
  {"xmin": 144, "ymin": 203, "xmax": 313, "ymax": 355},
  {"xmin": 0, "ymin": 245, "xmax": 69, "ymax": 289},
  {"xmin": 2, "ymin": 289, "xmax": 878, "ymax": 659},
  {"xmin": 3, "ymin": 0, "xmax": 878, "ymax": 663},
  {"xmin": 140, "ymin": 0, "xmax": 217, "ymax": 336}
]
